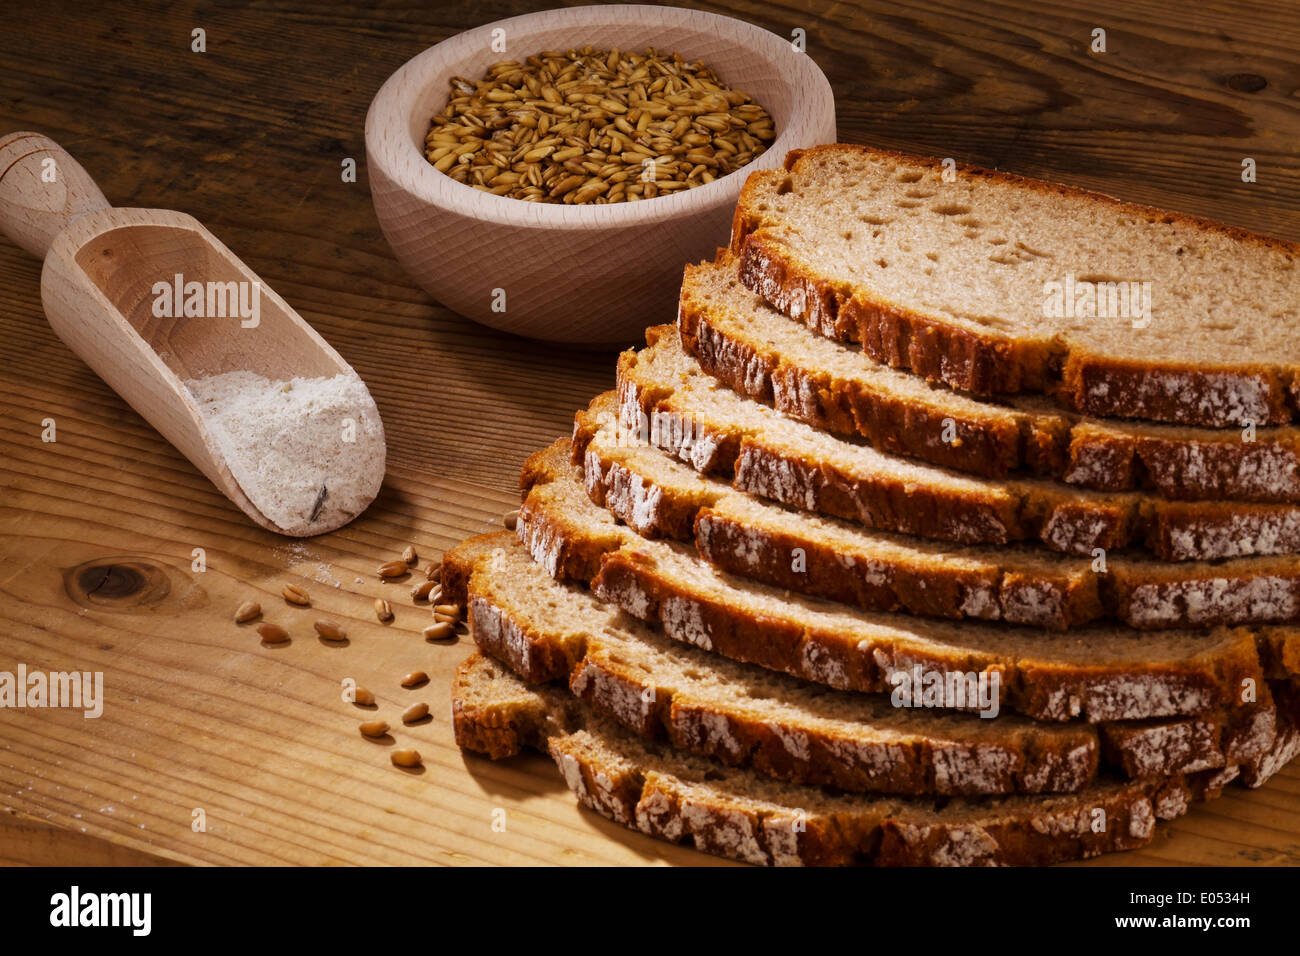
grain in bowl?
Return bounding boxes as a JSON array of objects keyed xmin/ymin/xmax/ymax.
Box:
[{"xmin": 425, "ymin": 46, "xmax": 775, "ymax": 203}]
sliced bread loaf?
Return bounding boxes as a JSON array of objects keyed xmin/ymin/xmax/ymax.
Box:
[
  {"xmin": 730, "ymin": 144, "xmax": 1300, "ymax": 427},
  {"xmin": 453, "ymin": 652, "xmax": 1206, "ymax": 866},
  {"xmin": 510, "ymin": 452, "xmax": 1279, "ymax": 723},
  {"xmin": 621, "ymin": 325, "xmax": 1300, "ymax": 561},
  {"xmin": 683, "ymin": 255, "xmax": 1300, "ymax": 500},
  {"xmin": 569, "ymin": 401, "xmax": 1300, "ymax": 630},
  {"xmin": 451, "ymin": 534, "xmax": 1275, "ymax": 793}
]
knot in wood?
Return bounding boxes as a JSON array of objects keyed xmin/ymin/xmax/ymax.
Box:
[
  {"xmin": 1225, "ymin": 73, "xmax": 1267, "ymax": 93},
  {"xmin": 65, "ymin": 558, "xmax": 171, "ymax": 610}
]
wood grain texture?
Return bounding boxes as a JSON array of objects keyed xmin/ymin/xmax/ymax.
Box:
[
  {"xmin": 0, "ymin": 0, "xmax": 1297, "ymax": 867},
  {"xmin": 0, "ymin": 132, "xmax": 110, "ymax": 258},
  {"xmin": 0, "ymin": 816, "xmax": 179, "ymax": 866}
]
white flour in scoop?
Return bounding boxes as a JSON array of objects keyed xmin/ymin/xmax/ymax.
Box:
[{"xmin": 184, "ymin": 371, "xmax": 386, "ymax": 535}]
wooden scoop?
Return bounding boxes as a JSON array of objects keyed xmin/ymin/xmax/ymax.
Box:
[{"xmin": 0, "ymin": 131, "xmax": 383, "ymax": 535}]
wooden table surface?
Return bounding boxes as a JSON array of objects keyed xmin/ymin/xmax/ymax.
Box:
[{"xmin": 1, "ymin": 0, "xmax": 1298, "ymax": 866}]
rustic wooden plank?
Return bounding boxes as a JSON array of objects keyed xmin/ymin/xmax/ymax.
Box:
[
  {"xmin": 0, "ymin": 814, "xmax": 179, "ymax": 866},
  {"xmin": 0, "ymin": 0, "xmax": 1297, "ymax": 866}
]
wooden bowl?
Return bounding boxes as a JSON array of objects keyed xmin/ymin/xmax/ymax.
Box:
[{"xmin": 365, "ymin": 4, "xmax": 835, "ymax": 345}]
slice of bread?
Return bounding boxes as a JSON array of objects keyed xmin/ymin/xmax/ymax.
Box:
[
  {"xmin": 507, "ymin": 451, "xmax": 1283, "ymax": 723},
  {"xmin": 452, "ymin": 652, "xmax": 1220, "ymax": 866},
  {"xmin": 730, "ymin": 144, "xmax": 1300, "ymax": 427},
  {"xmin": 569, "ymin": 399, "xmax": 1300, "ymax": 630},
  {"xmin": 1239, "ymin": 683, "xmax": 1300, "ymax": 787},
  {"xmin": 448, "ymin": 533, "xmax": 1275, "ymax": 794},
  {"xmin": 683, "ymin": 255, "xmax": 1300, "ymax": 501},
  {"xmin": 621, "ymin": 325, "xmax": 1300, "ymax": 561}
]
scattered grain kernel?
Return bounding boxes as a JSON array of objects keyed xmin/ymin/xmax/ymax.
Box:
[
  {"xmin": 281, "ymin": 584, "xmax": 310, "ymax": 606},
  {"xmin": 257, "ymin": 622, "xmax": 289, "ymax": 644},
  {"xmin": 401, "ymin": 671, "xmax": 429, "ymax": 688},
  {"xmin": 402, "ymin": 702, "xmax": 430, "ymax": 723},
  {"xmin": 411, "ymin": 579, "xmax": 437, "ymax": 601},
  {"xmin": 353, "ymin": 687, "xmax": 376, "ymax": 706},
  {"xmin": 359, "ymin": 720, "xmax": 390, "ymax": 737},
  {"xmin": 391, "ymin": 748, "xmax": 422, "ymax": 768},
  {"xmin": 313, "ymin": 619, "xmax": 347, "ymax": 641},
  {"xmin": 433, "ymin": 603, "xmax": 462, "ymax": 619},
  {"xmin": 403, "ymin": 545, "xmax": 418, "ymax": 565},
  {"xmin": 423, "ymin": 622, "xmax": 455, "ymax": 641},
  {"xmin": 378, "ymin": 560, "xmax": 409, "ymax": 579},
  {"xmin": 234, "ymin": 601, "xmax": 261, "ymax": 623},
  {"xmin": 425, "ymin": 562, "xmax": 442, "ymax": 582}
]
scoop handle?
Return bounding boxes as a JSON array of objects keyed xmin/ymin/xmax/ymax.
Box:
[{"xmin": 0, "ymin": 131, "xmax": 111, "ymax": 259}]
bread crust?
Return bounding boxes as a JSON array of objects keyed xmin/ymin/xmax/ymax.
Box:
[
  {"xmin": 509, "ymin": 460, "xmax": 1276, "ymax": 724},
  {"xmin": 470, "ymin": 542, "xmax": 1103, "ymax": 795},
  {"xmin": 571, "ymin": 403, "xmax": 1300, "ymax": 631},
  {"xmin": 620, "ymin": 329, "xmax": 1300, "ymax": 561},
  {"xmin": 451, "ymin": 654, "xmax": 1252, "ymax": 866},
  {"xmin": 590, "ymin": 550, "xmax": 1257, "ymax": 723},
  {"xmin": 458, "ymin": 535, "xmax": 1288, "ymax": 795},
  {"xmin": 731, "ymin": 145, "xmax": 1300, "ymax": 428},
  {"xmin": 681, "ymin": 261, "xmax": 1300, "ymax": 501}
]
